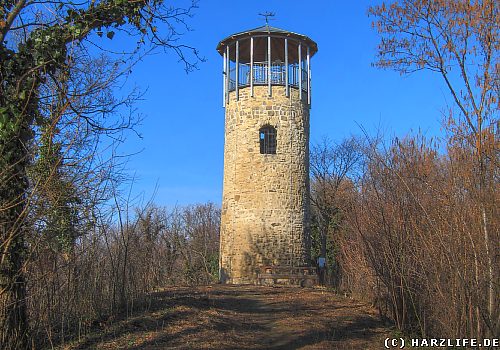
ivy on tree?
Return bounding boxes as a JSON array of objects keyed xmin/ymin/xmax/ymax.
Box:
[{"xmin": 0, "ymin": 1, "xmax": 200, "ymax": 348}]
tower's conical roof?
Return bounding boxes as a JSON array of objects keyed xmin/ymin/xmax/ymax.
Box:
[{"xmin": 216, "ymin": 24, "xmax": 318, "ymax": 57}]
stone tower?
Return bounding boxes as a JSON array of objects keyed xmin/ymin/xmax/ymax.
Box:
[{"xmin": 217, "ymin": 25, "xmax": 318, "ymax": 284}]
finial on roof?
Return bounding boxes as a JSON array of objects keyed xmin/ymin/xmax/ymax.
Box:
[{"xmin": 258, "ymin": 12, "xmax": 275, "ymax": 28}]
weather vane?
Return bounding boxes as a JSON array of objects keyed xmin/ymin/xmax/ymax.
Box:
[{"xmin": 258, "ymin": 12, "xmax": 275, "ymax": 26}]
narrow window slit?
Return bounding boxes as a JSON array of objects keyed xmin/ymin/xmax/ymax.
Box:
[{"xmin": 259, "ymin": 125, "xmax": 277, "ymax": 154}]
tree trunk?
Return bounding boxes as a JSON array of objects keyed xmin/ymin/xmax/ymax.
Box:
[
  {"xmin": 0, "ymin": 128, "xmax": 30, "ymax": 349},
  {"xmin": 0, "ymin": 248, "xmax": 29, "ymax": 349}
]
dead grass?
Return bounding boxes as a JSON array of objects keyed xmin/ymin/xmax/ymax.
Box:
[{"xmin": 59, "ymin": 285, "xmax": 393, "ymax": 350}]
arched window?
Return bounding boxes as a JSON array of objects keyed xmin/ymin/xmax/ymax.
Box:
[{"xmin": 259, "ymin": 125, "xmax": 277, "ymax": 154}]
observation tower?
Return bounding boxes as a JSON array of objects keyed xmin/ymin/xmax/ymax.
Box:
[{"xmin": 217, "ymin": 24, "xmax": 318, "ymax": 284}]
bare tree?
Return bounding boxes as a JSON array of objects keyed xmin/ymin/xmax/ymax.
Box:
[
  {"xmin": 309, "ymin": 136, "xmax": 363, "ymax": 286},
  {"xmin": 369, "ymin": 0, "xmax": 499, "ymax": 336},
  {"xmin": 0, "ymin": 1, "xmax": 202, "ymax": 347}
]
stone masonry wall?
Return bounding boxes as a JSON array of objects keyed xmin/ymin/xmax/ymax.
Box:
[{"xmin": 220, "ymin": 85, "xmax": 310, "ymax": 284}]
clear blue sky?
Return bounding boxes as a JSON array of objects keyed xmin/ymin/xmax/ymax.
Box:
[{"xmin": 113, "ymin": 0, "xmax": 450, "ymax": 206}]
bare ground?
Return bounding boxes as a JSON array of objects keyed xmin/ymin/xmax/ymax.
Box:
[{"xmin": 62, "ymin": 285, "xmax": 393, "ymax": 350}]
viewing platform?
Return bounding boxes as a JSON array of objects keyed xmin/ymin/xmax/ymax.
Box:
[
  {"xmin": 228, "ymin": 61, "xmax": 308, "ymax": 92},
  {"xmin": 217, "ymin": 25, "xmax": 318, "ymax": 105}
]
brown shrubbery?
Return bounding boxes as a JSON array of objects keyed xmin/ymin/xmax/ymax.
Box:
[
  {"xmin": 26, "ymin": 202, "xmax": 220, "ymax": 347},
  {"xmin": 316, "ymin": 0, "xmax": 499, "ymax": 339},
  {"xmin": 311, "ymin": 126, "xmax": 498, "ymax": 339}
]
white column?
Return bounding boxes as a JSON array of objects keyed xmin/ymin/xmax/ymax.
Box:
[
  {"xmin": 250, "ymin": 37, "xmax": 254, "ymax": 97},
  {"xmin": 268, "ymin": 35, "xmax": 271, "ymax": 96},
  {"xmin": 235, "ymin": 40, "xmax": 239, "ymax": 101},
  {"xmin": 285, "ymin": 38, "xmax": 289, "ymax": 97},
  {"xmin": 223, "ymin": 49, "xmax": 226, "ymax": 107},
  {"xmin": 307, "ymin": 46, "xmax": 311, "ymax": 106},
  {"xmin": 298, "ymin": 42, "xmax": 302, "ymax": 100},
  {"xmin": 225, "ymin": 45, "xmax": 230, "ymax": 104}
]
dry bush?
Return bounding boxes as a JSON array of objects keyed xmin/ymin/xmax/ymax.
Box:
[
  {"xmin": 334, "ymin": 130, "xmax": 499, "ymax": 338},
  {"xmin": 25, "ymin": 201, "xmax": 220, "ymax": 348}
]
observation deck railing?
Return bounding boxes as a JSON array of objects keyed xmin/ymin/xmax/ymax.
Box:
[{"xmin": 228, "ymin": 61, "xmax": 308, "ymax": 92}]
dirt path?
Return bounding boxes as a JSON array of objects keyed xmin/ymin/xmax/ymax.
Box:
[{"xmin": 64, "ymin": 285, "xmax": 393, "ymax": 350}]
